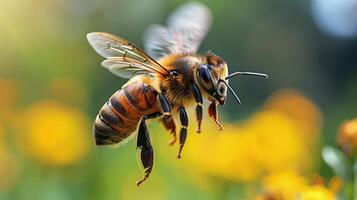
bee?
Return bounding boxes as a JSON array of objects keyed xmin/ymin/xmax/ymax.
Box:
[{"xmin": 87, "ymin": 2, "xmax": 268, "ymax": 186}]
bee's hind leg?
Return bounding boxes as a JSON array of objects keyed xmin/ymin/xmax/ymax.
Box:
[
  {"xmin": 136, "ymin": 113, "xmax": 160, "ymax": 186},
  {"xmin": 192, "ymin": 84, "xmax": 203, "ymax": 133},
  {"xmin": 208, "ymin": 101, "xmax": 223, "ymax": 131}
]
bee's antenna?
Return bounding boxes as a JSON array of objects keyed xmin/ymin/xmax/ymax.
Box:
[
  {"xmin": 225, "ymin": 72, "xmax": 269, "ymax": 80},
  {"xmin": 220, "ymin": 80, "xmax": 241, "ymax": 105}
]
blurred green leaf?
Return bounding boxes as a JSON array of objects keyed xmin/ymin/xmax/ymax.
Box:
[{"xmin": 322, "ymin": 146, "xmax": 350, "ymax": 181}]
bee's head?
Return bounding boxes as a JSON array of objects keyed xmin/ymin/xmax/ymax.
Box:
[
  {"xmin": 196, "ymin": 53, "xmax": 229, "ymax": 105},
  {"xmin": 196, "ymin": 52, "xmax": 268, "ymax": 106}
]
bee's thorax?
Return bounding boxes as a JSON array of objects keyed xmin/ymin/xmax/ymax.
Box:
[{"xmin": 158, "ymin": 54, "xmax": 201, "ymax": 107}]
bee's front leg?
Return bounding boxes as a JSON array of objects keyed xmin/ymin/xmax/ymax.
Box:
[
  {"xmin": 158, "ymin": 94, "xmax": 177, "ymax": 145},
  {"xmin": 192, "ymin": 84, "xmax": 203, "ymax": 133},
  {"xmin": 136, "ymin": 116, "xmax": 154, "ymax": 186},
  {"xmin": 208, "ymin": 101, "xmax": 223, "ymax": 131},
  {"xmin": 158, "ymin": 93, "xmax": 171, "ymax": 116},
  {"xmin": 177, "ymin": 106, "xmax": 188, "ymax": 159}
]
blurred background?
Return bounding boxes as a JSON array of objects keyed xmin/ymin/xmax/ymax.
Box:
[{"xmin": 1, "ymin": 0, "xmax": 357, "ymax": 199}]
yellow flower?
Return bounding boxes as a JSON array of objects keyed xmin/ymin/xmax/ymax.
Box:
[
  {"xmin": 259, "ymin": 172, "xmax": 308, "ymax": 199},
  {"xmin": 19, "ymin": 101, "xmax": 91, "ymax": 166},
  {"xmin": 264, "ymin": 90, "xmax": 322, "ymax": 126},
  {"xmin": 184, "ymin": 123, "xmax": 261, "ymax": 182},
  {"xmin": 264, "ymin": 89, "xmax": 322, "ymax": 144},
  {"xmin": 299, "ymin": 185, "xmax": 335, "ymax": 200},
  {"xmin": 184, "ymin": 110, "xmax": 312, "ymax": 183},
  {"xmin": 179, "ymin": 89, "xmax": 321, "ymax": 183},
  {"xmin": 255, "ymin": 172, "xmax": 336, "ymax": 200},
  {"xmin": 245, "ymin": 111, "xmax": 313, "ymax": 173},
  {"xmin": 338, "ymin": 118, "xmax": 357, "ymax": 156}
]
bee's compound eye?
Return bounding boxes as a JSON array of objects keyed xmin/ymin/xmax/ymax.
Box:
[{"xmin": 198, "ymin": 67, "xmax": 212, "ymax": 84}]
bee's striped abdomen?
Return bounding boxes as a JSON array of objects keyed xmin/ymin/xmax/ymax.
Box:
[{"xmin": 94, "ymin": 82, "xmax": 160, "ymax": 145}]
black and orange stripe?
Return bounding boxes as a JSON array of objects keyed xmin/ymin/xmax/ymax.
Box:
[{"xmin": 94, "ymin": 82, "xmax": 160, "ymax": 145}]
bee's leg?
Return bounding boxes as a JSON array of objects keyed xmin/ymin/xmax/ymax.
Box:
[
  {"xmin": 208, "ymin": 101, "xmax": 223, "ymax": 131},
  {"xmin": 136, "ymin": 115, "xmax": 155, "ymax": 186},
  {"xmin": 158, "ymin": 93, "xmax": 176, "ymax": 144},
  {"xmin": 177, "ymin": 106, "xmax": 188, "ymax": 159},
  {"xmin": 192, "ymin": 84, "xmax": 203, "ymax": 133},
  {"xmin": 158, "ymin": 93, "xmax": 171, "ymax": 116},
  {"xmin": 160, "ymin": 115, "xmax": 177, "ymax": 145}
]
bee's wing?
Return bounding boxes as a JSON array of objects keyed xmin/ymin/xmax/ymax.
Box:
[
  {"xmin": 101, "ymin": 58, "xmax": 155, "ymax": 79},
  {"xmin": 143, "ymin": 2, "xmax": 212, "ymax": 60},
  {"xmin": 87, "ymin": 32, "xmax": 169, "ymax": 78}
]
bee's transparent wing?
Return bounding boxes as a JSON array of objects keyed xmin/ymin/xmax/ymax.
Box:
[
  {"xmin": 143, "ymin": 2, "xmax": 212, "ymax": 60},
  {"xmin": 101, "ymin": 58, "xmax": 154, "ymax": 79},
  {"xmin": 87, "ymin": 32, "xmax": 169, "ymax": 78},
  {"xmin": 167, "ymin": 2, "xmax": 212, "ymax": 52}
]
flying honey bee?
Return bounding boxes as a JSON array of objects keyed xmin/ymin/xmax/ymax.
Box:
[{"xmin": 87, "ymin": 2, "xmax": 268, "ymax": 186}]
